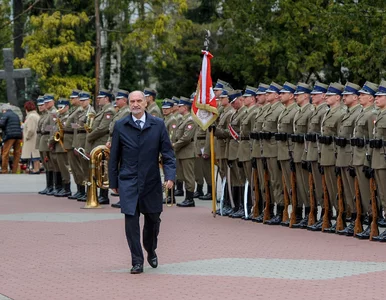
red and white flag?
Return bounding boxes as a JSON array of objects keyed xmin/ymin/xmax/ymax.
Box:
[{"xmin": 192, "ymin": 50, "xmax": 218, "ymax": 130}]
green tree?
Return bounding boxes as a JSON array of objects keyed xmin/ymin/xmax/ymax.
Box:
[{"xmin": 0, "ymin": 1, "xmax": 12, "ymax": 103}]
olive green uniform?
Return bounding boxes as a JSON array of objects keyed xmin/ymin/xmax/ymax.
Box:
[
  {"xmin": 39, "ymin": 107, "xmax": 57, "ymax": 172},
  {"xmin": 147, "ymin": 102, "xmax": 162, "ymax": 118},
  {"xmin": 107, "ymin": 106, "xmax": 131, "ymax": 144},
  {"xmin": 194, "ymin": 128, "xmax": 211, "ymax": 188}
]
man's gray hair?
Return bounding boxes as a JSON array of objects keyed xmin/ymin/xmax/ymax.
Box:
[{"xmin": 129, "ymin": 91, "xmax": 146, "ymax": 100}]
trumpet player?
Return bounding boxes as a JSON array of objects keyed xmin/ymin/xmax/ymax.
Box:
[
  {"xmin": 85, "ymin": 89, "xmax": 116, "ymax": 205},
  {"xmin": 73, "ymin": 91, "xmax": 95, "ymax": 202},
  {"xmin": 48, "ymin": 99, "xmax": 72, "ymax": 197}
]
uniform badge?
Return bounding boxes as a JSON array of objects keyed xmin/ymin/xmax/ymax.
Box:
[
  {"xmin": 187, "ymin": 124, "xmax": 192, "ymax": 130},
  {"xmin": 53, "ymin": 118, "xmax": 56, "ymax": 121},
  {"xmin": 106, "ymin": 114, "xmax": 111, "ymax": 119},
  {"xmin": 172, "ymin": 124, "xmax": 176, "ymax": 128}
]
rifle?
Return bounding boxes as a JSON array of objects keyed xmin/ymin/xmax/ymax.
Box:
[
  {"xmin": 370, "ymin": 177, "xmax": 379, "ymax": 240},
  {"xmin": 282, "ymin": 173, "xmax": 290, "ymax": 223},
  {"xmin": 287, "ymin": 136, "xmax": 297, "ymax": 227},
  {"xmin": 263, "ymin": 158, "xmax": 271, "ymax": 223},
  {"xmin": 308, "ymin": 170, "xmax": 316, "ymax": 226},
  {"xmin": 336, "ymin": 168, "xmax": 345, "ymax": 231},
  {"xmin": 252, "ymin": 167, "xmax": 260, "ymax": 218},
  {"xmin": 353, "ymin": 175, "xmax": 363, "ymax": 235},
  {"xmin": 321, "ymin": 172, "xmax": 330, "ymax": 231}
]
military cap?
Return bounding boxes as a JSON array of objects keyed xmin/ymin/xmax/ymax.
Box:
[
  {"xmin": 243, "ymin": 86, "xmax": 258, "ymax": 97},
  {"xmin": 144, "ymin": 87, "xmax": 157, "ymax": 97},
  {"xmin": 115, "ymin": 89, "xmax": 129, "ymax": 99},
  {"xmin": 214, "ymin": 79, "xmax": 233, "ymax": 91},
  {"xmin": 57, "ymin": 98, "xmax": 70, "ymax": 108},
  {"xmin": 311, "ymin": 81, "xmax": 328, "ymax": 94},
  {"xmin": 43, "ymin": 94, "xmax": 55, "ymax": 103},
  {"xmin": 256, "ymin": 83, "xmax": 270, "ymax": 95},
  {"xmin": 162, "ymin": 98, "xmax": 174, "ymax": 109},
  {"xmin": 172, "ymin": 96, "xmax": 180, "ymax": 106},
  {"xmin": 97, "ymin": 88, "xmax": 113, "ymax": 98},
  {"xmin": 358, "ymin": 81, "xmax": 379, "ymax": 96},
  {"xmin": 375, "ymin": 80, "xmax": 386, "ymax": 96},
  {"xmin": 266, "ymin": 82, "xmax": 283, "ymax": 93},
  {"xmin": 219, "ymin": 89, "xmax": 229, "ymax": 98},
  {"xmin": 342, "ymin": 82, "xmax": 361, "ymax": 95},
  {"xmin": 178, "ymin": 96, "xmax": 192, "ymax": 107},
  {"xmin": 279, "ymin": 82, "xmax": 297, "ymax": 94},
  {"xmin": 229, "ymin": 90, "xmax": 243, "ymax": 103},
  {"xmin": 294, "ymin": 82, "xmax": 312, "ymax": 95},
  {"xmin": 325, "ymin": 83, "xmax": 344, "ymax": 96},
  {"xmin": 79, "ymin": 91, "xmax": 91, "ymax": 101},
  {"xmin": 37, "ymin": 97, "xmax": 45, "ymax": 106},
  {"xmin": 69, "ymin": 89, "xmax": 81, "ymax": 98}
]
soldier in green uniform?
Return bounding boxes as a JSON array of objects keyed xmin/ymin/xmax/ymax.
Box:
[
  {"xmin": 319, "ymin": 83, "xmax": 346, "ymax": 233},
  {"xmin": 237, "ymin": 86, "xmax": 259, "ymax": 219},
  {"xmin": 250, "ymin": 83, "xmax": 271, "ymax": 222},
  {"xmin": 85, "ymin": 89, "xmax": 115, "ymax": 205},
  {"xmin": 262, "ymin": 82, "xmax": 285, "ymax": 224},
  {"xmin": 171, "ymin": 96, "xmax": 184, "ymax": 196},
  {"xmin": 144, "ymin": 88, "xmax": 162, "ymax": 118},
  {"xmin": 74, "ymin": 91, "xmax": 96, "ymax": 202},
  {"xmin": 369, "ymin": 80, "xmax": 386, "ymax": 241},
  {"xmin": 291, "ymin": 83, "xmax": 314, "ymax": 228},
  {"xmin": 65, "ymin": 90, "xmax": 85, "ymax": 200},
  {"xmin": 213, "ymin": 79, "xmax": 233, "ymax": 117},
  {"xmin": 226, "ymin": 90, "xmax": 247, "ymax": 218},
  {"xmin": 352, "ymin": 82, "xmax": 378, "ymax": 239},
  {"xmin": 335, "ymin": 82, "xmax": 362, "ymax": 236},
  {"xmin": 107, "ymin": 90, "xmax": 131, "ymax": 208},
  {"xmin": 174, "ymin": 97, "xmax": 197, "ymax": 207},
  {"xmin": 214, "ymin": 89, "xmax": 235, "ymax": 215},
  {"xmin": 37, "ymin": 97, "xmax": 51, "ymax": 194},
  {"xmin": 306, "ymin": 82, "xmax": 329, "ymax": 231},
  {"xmin": 49, "ymin": 99, "xmax": 72, "ymax": 197}
]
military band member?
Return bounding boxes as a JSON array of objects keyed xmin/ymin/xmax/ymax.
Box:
[
  {"xmin": 369, "ymin": 80, "xmax": 386, "ymax": 242},
  {"xmin": 262, "ymin": 82, "xmax": 285, "ymax": 225},
  {"xmin": 352, "ymin": 82, "xmax": 378, "ymax": 239},
  {"xmin": 306, "ymin": 82, "xmax": 329, "ymax": 231},
  {"xmin": 85, "ymin": 89, "xmax": 116, "ymax": 205},
  {"xmin": 238, "ymin": 86, "xmax": 259, "ymax": 219},
  {"xmin": 65, "ymin": 90, "xmax": 85, "ymax": 200},
  {"xmin": 171, "ymin": 96, "xmax": 184, "ymax": 196},
  {"xmin": 174, "ymin": 97, "xmax": 197, "ymax": 207},
  {"xmin": 335, "ymin": 82, "xmax": 362, "ymax": 236},
  {"xmin": 49, "ymin": 99, "xmax": 71, "ymax": 197},
  {"xmin": 291, "ymin": 83, "xmax": 314, "ymax": 228},
  {"xmin": 144, "ymin": 88, "xmax": 162, "ymax": 118},
  {"xmin": 275, "ymin": 82, "xmax": 299, "ymax": 226},
  {"xmin": 73, "ymin": 91, "xmax": 96, "ymax": 202},
  {"xmin": 319, "ymin": 83, "xmax": 345, "ymax": 233},
  {"xmin": 250, "ymin": 83, "xmax": 271, "ymax": 222},
  {"xmin": 214, "ymin": 89, "xmax": 235, "ymax": 215}
]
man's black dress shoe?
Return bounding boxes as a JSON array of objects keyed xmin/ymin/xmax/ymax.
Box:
[
  {"xmin": 111, "ymin": 201, "xmax": 121, "ymax": 208},
  {"xmin": 147, "ymin": 253, "xmax": 158, "ymax": 268},
  {"xmin": 130, "ymin": 264, "xmax": 143, "ymax": 274}
]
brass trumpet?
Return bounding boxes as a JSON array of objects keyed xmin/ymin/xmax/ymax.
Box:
[
  {"xmin": 74, "ymin": 147, "xmax": 90, "ymax": 161},
  {"xmin": 84, "ymin": 112, "xmax": 95, "ymax": 133}
]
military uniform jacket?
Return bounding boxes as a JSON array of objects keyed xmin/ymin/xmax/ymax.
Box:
[
  {"xmin": 49, "ymin": 112, "xmax": 70, "ymax": 153},
  {"xmin": 173, "ymin": 112, "xmax": 183, "ymax": 125},
  {"xmin": 352, "ymin": 105, "xmax": 376, "ymax": 166},
  {"xmin": 63, "ymin": 106, "xmax": 83, "ymax": 150},
  {"xmin": 194, "ymin": 127, "xmax": 210, "ymax": 157},
  {"xmin": 164, "ymin": 114, "xmax": 178, "ymax": 143},
  {"xmin": 251, "ymin": 104, "xmax": 269, "ymax": 158},
  {"xmin": 261, "ymin": 101, "xmax": 284, "ymax": 158},
  {"xmin": 238, "ymin": 105, "xmax": 258, "ymax": 162},
  {"xmin": 336, "ymin": 104, "xmax": 361, "ymax": 167},
  {"xmin": 174, "ymin": 113, "xmax": 196, "ymax": 159},
  {"xmin": 214, "ymin": 106, "xmax": 234, "ymax": 160},
  {"xmin": 35, "ymin": 111, "xmax": 46, "ymax": 150},
  {"xmin": 371, "ymin": 109, "xmax": 386, "ymax": 170},
  {"xmin": 73, "ymin": 105, "xmax": 95, "ymax": 149},
  {"xmin": 86, "ymin": 103, "xmax": 115, "ymax": 152},
  {"xmin": 228, "ymin": 105, "xmax": 247, "ymax": 161},
  {"xmin": 147, "ymin": 102, "xmax": 162, "ymax": 118},
  {"xmin": 320, "ymin": 105, "xmax": 346, "ymax": 166},
  {"xmin": 306, "ymin": 103, "xmax": 329, "ymax": 162},
  {"xmin": 108, "ymin": 106, "xmax": 131, "ymax": 143},
  {"xmin": 39, "ymin": 107, "xmax": 56, "ymax": 152},
  {"xmin": 277, "ymin": 102, "xmax": 299, "ymax": 161},
  {"xmin": 293, "ymin": 103, "xmax": 313, "ymax": 163}
]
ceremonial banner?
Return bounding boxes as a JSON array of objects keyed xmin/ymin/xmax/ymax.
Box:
[{"xmin": 192, "ymin": 50, "xmax": 218, "ymax": 130}]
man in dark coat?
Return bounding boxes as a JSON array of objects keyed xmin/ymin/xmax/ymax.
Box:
[
  {"xmin": 0, "ymin": 104, "xmax": 22, "ymax": 173},
  {"xmin": 109, "ymin": 90, "xmax": 176, "ymax": 274}
]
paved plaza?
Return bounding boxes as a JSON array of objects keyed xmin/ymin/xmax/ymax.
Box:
[{"xmin": 1, "ymin": 174, "xmax": 386, "ymax": 300}]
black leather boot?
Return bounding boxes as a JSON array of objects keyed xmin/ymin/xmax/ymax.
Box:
[
  {"xmin": 46, "ymin": 172, "xmax": 59, "ymax": 196},
  {"xmin": 355, "ymin": 225, "xmax": 371, "ymax": 240},
  {"xmin": 38, "ymin": 172, "xmax": 50, "ymax": 194},
  {"xmin": 199, "ymin": 185, "xmax": 212, "ymax": 200},
  {"xmin": 291, "ymin": 207, "xmax": 309, "ymax": 229},
  {"xmin": 77, "ymin": 185, "xmax": 87, "ymax": 202},
  {"xmin": 174, "ymin": 180, "xmax": 184, "ymax": 197},
  {"xmin": 228, "ymin": 187, "xmax": 240, "ymax": 217},
  {"xmin": 323, "ymin": 222, "xmax": 337, "ymax": 233},
  {"xmin": 111, "ymin": 201, "xmax": 121, "ymax": 208},
  {"xmin": 337, "ymin": 213, "xmax": 356, "ymax": 236},
  {"xmin": 56, "ymin": 183, "xmax": 71, "ymax": 197},
  {"xmin": 68, "ymin": 184, "xmax": 81, "ymax": 200},
  {"xmin": 372, "ymin": 230, "xmax": 386, "ymax": 242},
  {"xmin": 42, "ymin": 171, "xmax": 54, "ymax": 195},
  {"xmin": 53, "ymin": 172, "xmax": 63, "ymax": 196},
  {"xmin": 193, "ymin": 184, "xmax": 204, "ymax": 198},
  {"xmin": 266, "ymin": 205, "xmax": 283, "ymax": 225},
  {"xmin": 177, "ymin": 191, "xmax": 195, "ymax": 207},
  {"xmin": 98, "ymin": 189, "xmax": 110, "ymax": 205}
]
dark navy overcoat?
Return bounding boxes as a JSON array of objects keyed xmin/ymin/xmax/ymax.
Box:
[{"xmin": 108, "ymin": 112, "xmax": 176, "ymax": 215}]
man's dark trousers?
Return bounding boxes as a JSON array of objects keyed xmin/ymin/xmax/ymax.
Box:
[{"xmin": 124, "ymin": 205, "xmax": 161, "ymax": 266}]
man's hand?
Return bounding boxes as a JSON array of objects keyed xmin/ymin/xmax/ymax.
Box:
[
  {"xmin": 111, "ymin": 188, "xmax": 119, "ymax": 194},
  {"xmin": 164, "ymin": 180, "xmax": 174, "ymax": 189}
]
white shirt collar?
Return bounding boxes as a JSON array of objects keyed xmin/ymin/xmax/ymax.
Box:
[{"xmin": 132, "ymin": 113, "xmax": 146, "ymax": 127}]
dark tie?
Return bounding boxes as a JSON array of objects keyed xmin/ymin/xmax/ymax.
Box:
[{"xmin": 135, "ymin": 120, "xmax": 142, "ymax": 128}]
